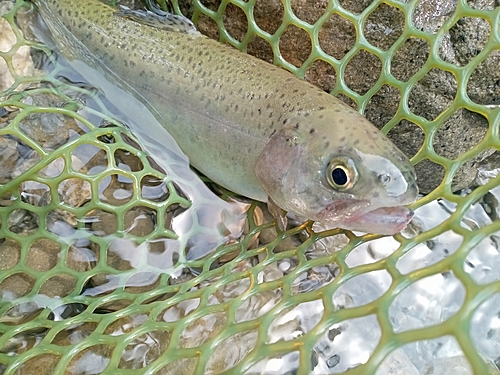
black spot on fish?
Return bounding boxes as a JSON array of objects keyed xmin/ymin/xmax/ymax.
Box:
[
  {"xmin": 339, "ymin": 119, "xmax": 344, "ymax": 124},
  {"xmin": 270, "ymin": 129, "xmax": 277, "ymax": 136},
  {"xmin": 339, "ymin": 136, "xmax": 346, "ymax": 142},
  {"xmin": 319, "ymin": 106, "xmax": 326, "ymax": 110},
  {"xmin": 304, "ymin": 113, "xmax": 310, "ymax": 117},
  {"xmin": 294, "ymin": 123, "xmax": 300, "ymax": 129},
  {"xmin": 310, "ymin": 128, "xmax": 316, "ymax": 134},
  {"xmin": 324, "ymin": 141, "xmax": 330, "ymax": 148},
  {"xmin": 319, "ymin": 115, "xmax": 324, "ymax": 119},
  {"xmin": 373, "ymin": 192, "xmax": 379, "ymax": 198}
]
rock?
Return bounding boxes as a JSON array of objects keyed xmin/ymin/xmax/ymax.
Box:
[
  {"xmin": 25, "ymin": 238, "xmax": 61, "ymax": 272},
  {"xmin": 375, "ymin": 348, "xmax": 420, "ymax": 375},
  {"xmin": 38, "ymin": 273, "xmax": 77, "ymax": 298},
  {"xmin": 66, "ymin": 238, "xmax": 99, "ymax": 272},
  {"xmin": 0, "ymin": 136, "xmax": 19, "ymax": 184},
  {"xmin": 51, "ymin": 321, "xmax": 98, "ymax": 345},
  {"xmin": 423, "ymin": 355, "xmax": 473, "ymax": 375},
  {"xmin": 0, "ymin": 133, "xmax": 42, "ymax": 185},
  {"xmin": 10, "ymin": 354, "xmax": 60, "ymax": 375},
  {"xmin": 0, "ymin": 272, "xmax": 35, "ymax": 300},
  {"xmin": 0, "ymin": 238, "xmax": 21, "ymax": 270},
  {"xmin": 0, "ymin": 1, "xmax": 34, "ymax": 92},
  {"xmin": 58, "ymin": 177, "xmax": 92, "ymax": 207},
  {"xmin": 18, "ymin": 97, "xmax": 78, "ymax": 150},
  {"xmin": 65, "ymin": 344, "xmax": 114, "ymax": 374},
  {"xmin": 178, "ymin": 0, "xmax": 497, "ymax": 194}
]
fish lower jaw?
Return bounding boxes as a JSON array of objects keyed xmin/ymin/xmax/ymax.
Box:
[{"xmin": 317, "ymin": 205, "xmax": 414, "ymax": 235}]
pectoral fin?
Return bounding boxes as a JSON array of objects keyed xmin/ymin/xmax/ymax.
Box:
[{"xmin": 267, "ymin": 197, "xmax": 288, "ymax": 232}]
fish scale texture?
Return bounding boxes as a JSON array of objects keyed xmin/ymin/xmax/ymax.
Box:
[{"xmin": 0, "ymin": 0, "xmax": 499, "ymax": 374}]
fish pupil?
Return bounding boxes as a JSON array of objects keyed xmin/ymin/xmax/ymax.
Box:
[{"xmin": 332, "ymin": 168, "xmax": 348, "ymax": 186}]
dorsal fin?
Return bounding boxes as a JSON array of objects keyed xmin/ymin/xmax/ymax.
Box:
[{"xmin": 116, "ymin": 5, "xmax": 201, "ymax": 36}]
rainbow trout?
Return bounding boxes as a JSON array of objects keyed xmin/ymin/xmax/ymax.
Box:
[{"xmin": 32, "ymin": 0, "xmax": 418, "ymax": 234}]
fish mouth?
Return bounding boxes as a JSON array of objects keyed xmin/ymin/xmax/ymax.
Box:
[{"xmin": 317, "ymin": 202, "xmax": 414, "ymax": 235}]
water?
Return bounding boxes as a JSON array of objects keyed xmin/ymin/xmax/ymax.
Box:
[{"xmin": 1, "ymin": 2, "xmax": 500, "ymax": 374}]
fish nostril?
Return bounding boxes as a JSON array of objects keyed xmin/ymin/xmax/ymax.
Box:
[{"xmin": 378, "ymin": 173, "xmax": 391, "ymax": 185}]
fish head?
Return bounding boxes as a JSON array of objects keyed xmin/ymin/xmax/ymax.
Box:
[{"xmin": 255, "ymin": 107, "xmax": 418, "ymax": 235}]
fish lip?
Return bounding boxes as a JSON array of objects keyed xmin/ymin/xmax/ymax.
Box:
[
  {"xmin": 317, "ymin": 202, "xmax": 414, "ymax": 235},
  {"xmin": 347, "ymin": 206, "xmax": 414, "ymax": 234}
]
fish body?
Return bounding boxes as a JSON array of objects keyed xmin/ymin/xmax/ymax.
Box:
[{"xmin": 32, "ymin": 0, "xmax": 418, "ymax": 234}]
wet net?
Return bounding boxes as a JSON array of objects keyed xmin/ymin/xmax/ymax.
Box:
[{"xmin": 1, "ymin": 0, "xmax": 500, "ymax": 374}]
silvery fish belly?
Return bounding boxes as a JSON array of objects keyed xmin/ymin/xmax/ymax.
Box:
[{"xmin": 32, "ymin": 0, "xmax": 419, "ymax": 235}]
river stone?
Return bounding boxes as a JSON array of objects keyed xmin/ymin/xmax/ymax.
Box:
[
  {"xmin": 9, "ymin": 354, "xmax": 60, "ymax": 375},
  {"xmin": 178, "ymin": 0, "xmax": 497, "ymax": 194},
  {"xmin": 0, "ymin": 1, "xmax": 34, "ymax": 92}
]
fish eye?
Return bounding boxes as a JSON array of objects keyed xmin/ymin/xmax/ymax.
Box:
[{"xmin": 326, "ymin": 157, "xmax": 358, "ymax": 190}]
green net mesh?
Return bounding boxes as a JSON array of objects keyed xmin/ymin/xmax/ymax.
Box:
[{"xmin": 1, "ymin": 0, "xmax": 500, "ymax": 374}]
